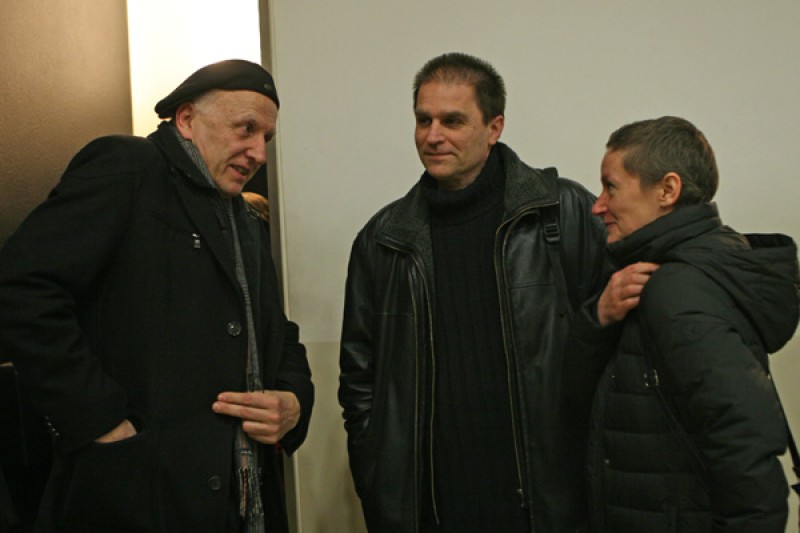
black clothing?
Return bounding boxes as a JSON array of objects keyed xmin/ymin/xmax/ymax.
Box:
[
  {"xmin": 421, "ymin": 149, "xmax": 528, "ymax": 531},
  {"xmin": 0, "ymin": 123, "xmax": 313, "ymax": 532},
  {"xmin": 339, "ymin": 142, "xmax": 606, "ymax": 532},
  {"xmin": 583, "ymin": 203, "xmax": 797, "ymax": 532}
]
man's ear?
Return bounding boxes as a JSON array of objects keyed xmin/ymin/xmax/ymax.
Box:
[
  {"xmin": 488, "ymin": 115, "xmax": 505, "ymax": 145},
  {"xmin": 660, "ymin": 172, "xmax": 682, "ymax": 208},
  {"xmin": 174, "ymin": 102, "xmax": 196, "ymax": 140}
]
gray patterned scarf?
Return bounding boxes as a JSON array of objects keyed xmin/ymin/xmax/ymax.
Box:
[{"xmin": 173, "ymin": 125, "xmax": 265, "ymax": 532}]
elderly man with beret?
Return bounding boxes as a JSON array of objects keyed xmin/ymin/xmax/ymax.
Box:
[{"xmin": 0, "ymin": 59, "xmax": 313, "ymax": 533}]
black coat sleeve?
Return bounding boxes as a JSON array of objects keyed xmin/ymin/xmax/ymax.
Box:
[
  {"xmin": 238, "ymin": 199, "xmax": 313, "ymax": 455},
  {"xmin": 337, "ymin": 230, "xmax": 377, "ymax": 496},
  {"xmin": 274, "ymin": 318, "xmax": 314, "ymax": 454},
  {"xmin": 640, "ymin": 264, "xmax": 789, "ymax": 532},
  {"xmin": 0, "ymin": 137, "xmax": 153, "ymax": 452},
  {"xmin": 557, "ymin": 177, "xmax": 619, "ymax": 442}
]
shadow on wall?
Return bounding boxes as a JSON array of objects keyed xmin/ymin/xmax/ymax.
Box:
[{"xmin": 296, "ymin": 342, "xmax": 368, "ymax": 533}]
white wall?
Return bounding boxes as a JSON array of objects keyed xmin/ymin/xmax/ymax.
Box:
[
  {"xmin": 267, "ymin": 2, "xmax": 800, "ymax": 531},
  {"xmin": 127, "ymin": 0, "xmax": 262, "ymax": 137}
]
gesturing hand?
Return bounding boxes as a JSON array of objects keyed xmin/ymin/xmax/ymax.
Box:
[{"xmin": 212, "ymin": 389, "xmax": 300, "ymax": 445}]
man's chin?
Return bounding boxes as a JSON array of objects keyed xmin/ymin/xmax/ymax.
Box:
[
  {"xmin": 219, "ymin": 176, "xmax": 252, "ymax": 197},
  {"xmin": 425, "ymin": 165, "xmax": 458, "ymax": 183},
  {"xmin": 423, "ymin": 157, "xmax": 450, "ymax": 173},
  {"xmin": 218, "ymin": 183, "xmax": 246, "ymax": 198}
]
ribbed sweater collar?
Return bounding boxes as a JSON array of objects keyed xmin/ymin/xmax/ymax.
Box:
[{"xmin": 420, "ymin": 146, "xmax": 504, "ymax": 223}]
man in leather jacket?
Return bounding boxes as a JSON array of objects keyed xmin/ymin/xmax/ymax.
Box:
[{"xmin": 338, "ymin": 52, "xmax": 607, "ymax": 532}]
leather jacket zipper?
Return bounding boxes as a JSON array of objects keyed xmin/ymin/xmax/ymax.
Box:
[
  {"xmin": 378, "ymin": 199, "xmax": 556, "ymax": 525},
  {"xmin": 379, "ymin": 239, "xmax": 439, "ymax": 525},
  {"xmin": 411, "ymin": 252, "xmax": 440, "ymax": 525},
  {"xmin": 494, "ymin": 215, "xmax": 528, "ymax": 509},
  {"xmin": 494, "ymin": 203, "xmax": 557, "ymax": 515}
]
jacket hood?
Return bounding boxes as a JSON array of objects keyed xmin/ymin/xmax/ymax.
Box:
[
  {"xmin": 669, "ymin": 231, "xmax": 799, "ymax": 353},
  {"xmin": 609, "ymin": 203, "xmax": 800, "ymax": 353}
]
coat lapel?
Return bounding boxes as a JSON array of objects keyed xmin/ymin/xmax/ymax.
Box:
[
  {"xmin": 174, "ymin": 178, "xmax": 239, "ymax": 290},
  {"xmin": 150, "ymin": 123, "xmax": 240, "ymax": 291}
]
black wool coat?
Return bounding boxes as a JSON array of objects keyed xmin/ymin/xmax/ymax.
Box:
[{"xmin": 0, "ymin": 122, "xmax": 313, "ymax": 532}]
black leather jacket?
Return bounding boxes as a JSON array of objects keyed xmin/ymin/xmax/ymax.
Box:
[{"xmin": 339, "ymin": 143, "xmax": 606, "ymax": 532}]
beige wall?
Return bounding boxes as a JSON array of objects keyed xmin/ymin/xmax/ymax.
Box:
[
  {"xmin": 0, "ymin": 0, "xmax": 132, "ymax": 243},
  {"xmin": 266, "ymin": 1, "xmax": 800, "ymax": 531}
]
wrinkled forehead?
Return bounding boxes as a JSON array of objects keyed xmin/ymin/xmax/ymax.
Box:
[{"xmin": 197, "ymin": 90, "xmax": 278, "ymax": 119}]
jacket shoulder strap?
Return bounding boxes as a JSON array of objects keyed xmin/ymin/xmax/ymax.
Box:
[
  {"xmin": 539, "ymin": 167, "xmax": 578, "ymax": 314},
  {"xmin": 639, "ymin": 317, "xmax": 710, "ymax": 487}
]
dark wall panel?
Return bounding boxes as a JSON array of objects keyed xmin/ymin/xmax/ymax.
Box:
[
  {"xmin": 0, "ymin": 2, "xmax": 131, "ymax": 528},
  {"xmin": 0, "ymin": 0, "xmax": 132, "ymax": 243}
]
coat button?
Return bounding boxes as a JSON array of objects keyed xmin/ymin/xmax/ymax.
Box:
[
  {"xmin": 43, "ymin": 417, "xmax": 60, "ymax": 437},
  {"xmin": 226, "ymin": 321, "xmax": 242, "ymax": 336},
  {"xmin": 208, "ymin": 475, "xmax": 222, "ymax": 491}
]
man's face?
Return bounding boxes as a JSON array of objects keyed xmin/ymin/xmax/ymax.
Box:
[
  {"xmin": 176, "ymin": 90, "xmax": 277, "ymax": 197},
  {"xmin": 592, "ymin": 149, "xmax": 667, "ymax": 244},
  {"xmin": 414, "ymin": 81, "xmax": 504, "ymax": 191}
]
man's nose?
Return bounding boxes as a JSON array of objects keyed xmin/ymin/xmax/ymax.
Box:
[
  {"xmin": 247, "ymin": 140, "xmax": 268, "ymax": 165},
  {"xmin": 426, "ymin": 122, "xmax": 443, "ymax": 143}
]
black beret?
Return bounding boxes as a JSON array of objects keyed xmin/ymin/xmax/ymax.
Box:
[{"xmin": 154, "ymin": 59, "xmax": 279, "ymax": 118}]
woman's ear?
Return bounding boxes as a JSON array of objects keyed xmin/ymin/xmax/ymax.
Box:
[{"xmin": 660, "ymin": 172, "xmax": 682, "ymax": 208}]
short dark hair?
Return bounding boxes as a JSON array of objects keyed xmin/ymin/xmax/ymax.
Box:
[
  {"xmin": 412, "ymin": 52, "xmax": 506, "ymax": 124},
  {"xmin": 606, "ymin": 116, "xmax": 718, "ymax": 207}
]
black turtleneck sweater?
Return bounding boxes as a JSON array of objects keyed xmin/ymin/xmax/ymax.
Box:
[{"xmin": 420, "ymin": 148, "xmax": 529, "ymax": 532}]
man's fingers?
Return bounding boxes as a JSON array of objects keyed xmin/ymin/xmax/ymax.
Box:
[
  {"xmin": 212, "ymin": 390, "xmax": 300, "ymax": 445},
  {"xmin": 217, "ymin": 390, "xmax": 280, "ymax": 409},
  {"xmin": 211, "ymin": 405, "xmax": 283, "ymax": 445},
  {"xmin": 213, "ymin": 400, "xmax": 280, "ymax": 422},
  {"xmin": 95, "ymin": 419, "xmax": 137, "ymax": 444},
  {"xmin": 242, "ymin": 420, "xmax": 282, "ymax": 439}
]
